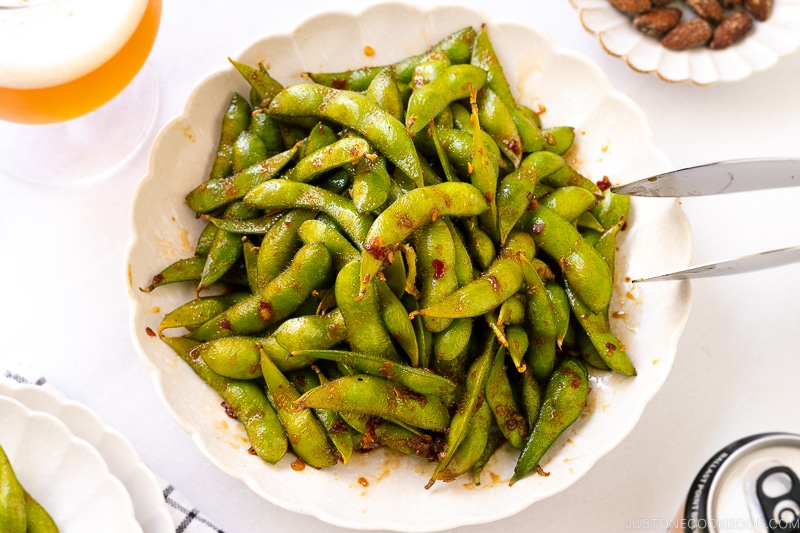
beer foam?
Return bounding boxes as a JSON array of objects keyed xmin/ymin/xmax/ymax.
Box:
[{"xmin": 0, "ymin": 0, "xmax": 148, "ymax": 89}]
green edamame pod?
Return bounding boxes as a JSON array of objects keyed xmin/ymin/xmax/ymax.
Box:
[
  {"xmin": 563, "ymin": 279, "xmax": 636, "ymax": 376},
  {"xmin": 266, "ymin": 83, "xmax": 423, "ymax": 187},
  {"xmin": 520, "ymin": 366, "xmax": 542, "ymax": 428},
  {"xmin": 497, "ymin": 150, "xmax": 564, "ymax": 245},
  {"xmin": 232, "ymin": 130, "xmax": 268, "ymax": 173},
  {"xmin": 432, "ymin": 317, "xmax": 473, "ymax": 383},
  {"xmin": 195, "ymin": 220, "xmax": 218, "ymax": 257},
  {"xmin": 462, "ymin": 218, "xmax": 496, "ymax": 271},
  {"xmin": 443, "ymin": 218, "xmax": 475, "ymax": 288},
  {"xmin": 485, "ymin": 345, "xmax": 528, "ymax": 449},
  {"xmin": 259, "ymin": 346, "xmax": 337, "ymax": 468},
  {"xmin": 450, "ymin": 101, "xmax": 471, "ymax": 130},
  {"xmin": 497, "ymin": 294, "xmax": 526, "ymax": 326},
  {"xmin": 23, "ymin": 490, "xmax": 59, "ymax": 533},
  {"xmin": 410, "ymin": 50, "xmax": 451, "ymax": 90},
  {"xmin": 201, "ymin": 212, "xmax": 281, "ymax": 235},
  {"xmin": 521, "ymin": 260, "xmax": 557, "ymax": 383},
  {"xmin": 297, "ymin": 219, "xmax": 360, "ymax": 271},
  {"xmin": 527, "ymin": 205, "xmax": 613, "ymax": 314},
  {"xmin": 476, "ymin": 86, "xmax": 522, "ymax": 169},
  {"xmin": 295, "ymin": 374, "xmax": 451, "ymax": 432},
  {"xmin": 140, "ymin": 256, "xmax": 249, "ymax": 292},
  {"xmin": 505, "ymin": 324, "xmax": 529, "ymax": 373},
  {"xmin": 427, "ymin": 334, "xmax": 497, "ymax": 489},
  {"xmin": 189, "ymin": 242, "xmax": 331, "ymax": 341},
  {"xmin": 287, "ymin": 137, "xmax": 370, "ymax": 183},
  {"xmin": 511, "ymin": 105, "xmax": 546, "ymax": 153},
  {"xmin": 242, "ymin": 237, "xmax": 260, "ymax": 293},
  {"xmin": 244, "ymin": 180, "xmax": 374, "ymax": 251},
  {"xmin": 305, "ymin": 27, "xmax": 475, "ymax": 91},
  {"xmin": 406, "ymin": 65, "xmax": 487, "ymax": 135},
  {"xmin": 291, "ymin": 350, "xmax": 457, "ymax": 396},
  {"xmin": 248, "ymin": 111, "xmax": 283, "ymax": 155},
  {"xmin": 229, "ymin": 59, "xmax": 283, "ymax": 105},
  {"xmin": 413, "ymin": 218, "xmax": 459, "ymax": 333},
  {"xmin": 194, "ymin": 336, "xmax": 263, "ymax": 380},
  {"xmin": 341, "ymin": 412, "xmax": 440, "ymax": 461},
  {"xmin": 335, "ymin": 261, "xmax": 401, "ymax": 362},
  {"xmin": 510, "ymin": 358, "xmax": 589, "ymax": 485},
  {"xmin": 162, "ymin": 336, "xmax": 288, "ymax": 465},
  {"xmin": 592, "ymin": 190, "xmax": 631, "ymax": 230},
  {"xmin": 186, "ymin": 143, "xmax": 300, "ymax": 214},
  {"xmin": 468, "ymin": 89, "xmax": 501, "ymax": 242},
  {"xmin": 159, "ymin": 292, "xmax": 249, "ymax": 332},
  {"xmin": 0, "ymin": 444, "xmax": 26, "ymax": 533},
  {"xmin": 434, "ymin": 400, "xmax": 492, "ymax": 483},
  {"xmin": 256, "ymin": 209, "xmax": 316, "ymax": 289},
  {"xmin": 470, "ymin": 24, "xmax": 515, "ymax": 112},
  {"xmin": 198, "ymin": 202, "xmax": 259, "ymax": 292},
  {"xmin": 544, "ymin": 281, "xmax": 571, "ymax": 349},
  {"xmin": 349, "ymin": 152, "xmax": 392, "ymax": 215},
  {"xmin": 576, "ymin": 326, "xmax": 610, "ymax": 371},
  {"xmin": 542, "ymin": 125, "xmax": 575, "ymax": 156},
  {"xmin": 540, "ymin": 186, "xmax": 598, "ymax": 223},
  {"xmin": 413, "ymin": 253, "xmax": 525, "ymax": 320},
  {"xmin": 403, "ymin": 292, "xmax": 434, "ymax": 370},
  {"xmin": 375, "ymin": 279, "xmax": 419, "ymax": 365},
  {"xmin": 541, "ymin": 161, "xmax": 602, "ymax": 197},
  {"xmin": 415, "ymin": 125, "xmax": 503, "ymax": 179},
  {"xmin": 471, "ymin": 422, "xmax": 505, "ymax": 485},
  {"xmin": 367, "ymin": 66, "xmax": 405, "ymax": 122},
  {"xmin": 596, "ymin": 215, "xmax": 626, "ymax": 277},
  {"xmin": 302, "ymin": 121, "xmax": 339, "ymax": 157},
  {"xmin": 358, "ymin": 182, "xmax": 489, "ymax": 298},
  {"xmin": 208, "ymin": 92, "xmax": 251, "ymax": 180},
  {"xmin": 288, "ymin": 367, "xmax": 354, "ymax": 465}
]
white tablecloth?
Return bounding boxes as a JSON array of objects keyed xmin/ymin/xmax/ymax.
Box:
[{"xmin": 2, "ymin": 1, "xmax": 799, "ymax": 531}]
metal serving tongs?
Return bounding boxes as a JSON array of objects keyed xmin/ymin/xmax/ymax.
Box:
[{"xmin": 610, "ymin": 157, "xmax": 800, "ymax": 283}]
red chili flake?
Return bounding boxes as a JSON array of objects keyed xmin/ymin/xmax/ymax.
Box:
[
  {"xmin": 605, "ymin": 341, "xmax": 617, "ymax": 353},
  {"xmin": 506, "ymin": 138, "xmax": 522, "ymax": 156},
  {"xmin": 597, "ymin": 176, "xmax": 613, "ymax": 191},
  {"xmin": 358, "ymin": 477, "xmax": 369, "ymax": 487},
  {"xmin": 364, "ymin": 236, "xmax": 388, "ymax": 260},
  {"xmin": 219, "ymin": 318, "xmax": 233, "ymax": 331},
  {"xmin": 430, "ymin": 206, "xmax": 440, "ymax": 221},
  {"xmin": 247, "ymin": 447, "xmax": 257, "ymax": 456},
  {"xmin": 221, "ymin": 401, "xmax": 236, "ymax": 418},
  {"xmin": 331, "ymin": 78, "xmax": 347, "ymax": 90},
  {"xmin": 291, "ymin": 458, "xmax": 306, "ymax": 471},
  {"xmin": 483, "ymin": 191, "xmax": 494, "ymax": 202},
  {"xmin": 259, "ymin": 301, "xmax": 273, "ymax": 321},
  {"xmin": 432, "ymin": 259, "xmax": 446, "ymax": 279},
  {"xmin": 145, "ymin": 327, "xmax": 157, "ymax": 337},
  {"xmin": 487, "ymin": 275, "xmax": 500, "ymax": 292},
  {"xmin": 531, "ymin": 222, "xmax": 545, "ymax": 235}
]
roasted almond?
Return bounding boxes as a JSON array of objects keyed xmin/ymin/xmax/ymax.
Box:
[
  {"xmin": 662, "ymin": 18, "xmax": 714, "ymax": 49},
  {"xmin": 744, "ymin": 0, "xmax": 772, "ymax": 21},
  {"xmin": 608, "ymin": 0, "xmax": 652, "ymax": 15},
  {"xmin": 633, "ymin": 7, "xmax": 683, "ymax": 36},
  {"xmin": 710, "ymin": 11, "xmax": 754, "ymax": 48},
  {"xmin": 687, "ymin": 0, "xmax": 725, "ymax": 23}
]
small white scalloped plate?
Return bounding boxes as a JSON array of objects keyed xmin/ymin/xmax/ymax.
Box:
[
  {"xmin": 126, "ymin": 3, "xmax": 693, "ymax": 531},
  {"xmin": 0, "ymin": 395, "xmax": 142, "ymax": 532},
  {"xmin": 570, "ymin": 0, "xmax": 800, "ymax": 84},
  {"xmin": 0, "ymin": 380, "xmax": 173, "ymax": 533}
]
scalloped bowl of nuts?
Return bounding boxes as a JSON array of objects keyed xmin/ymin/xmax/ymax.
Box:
[{"xmin": 570, "ymin": 0, "xmax": 800, "ymax": 84}]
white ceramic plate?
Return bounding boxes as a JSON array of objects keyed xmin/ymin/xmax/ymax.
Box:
[
  {"xmin": 0, "ymin": 395, "xmax": 141, "ymax": 532},
  {"xmin": 126, "ymin": 4, "xmax": 693, "ymax": 531},
  {"xmin": 0, "ymin": 380, "xmax": 173, "ymax": 533},
  {"xmin": 570, "ymin": 0, "xmax": 800, "ymax": 84}
]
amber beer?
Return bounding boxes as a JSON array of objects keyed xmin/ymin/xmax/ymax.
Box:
[{"xmin": 0, "ymin": 0, "xmax": 162, "ymax": 124}]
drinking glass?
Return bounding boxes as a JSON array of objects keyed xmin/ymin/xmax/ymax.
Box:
[{"xmin": 0, "ymin": 0, "xmax": 162, "ymax": 186}]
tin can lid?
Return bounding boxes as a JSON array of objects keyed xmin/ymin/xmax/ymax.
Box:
[{"xmin": 685, "ymin": 433, "xmax": 800, "ymax": 533}]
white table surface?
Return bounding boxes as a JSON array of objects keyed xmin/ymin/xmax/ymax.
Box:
[{"xmin": 2, "ymin": 1, "xmax": 800, "ymax": 532}]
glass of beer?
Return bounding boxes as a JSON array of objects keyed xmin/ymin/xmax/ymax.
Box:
[{"xmin": 0, "ymin": 0, "xmax": 162, "ymax": 186}]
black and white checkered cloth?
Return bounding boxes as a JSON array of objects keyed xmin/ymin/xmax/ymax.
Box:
[{"xmin": 3, "ymin": 370, "xmax": 225, "ymax": 533}]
